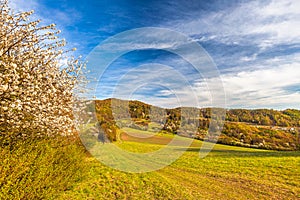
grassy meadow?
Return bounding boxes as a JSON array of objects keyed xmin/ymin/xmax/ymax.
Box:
[{"xmin": 57, "ymin": 128, "xmax": 300, "ymax": 200}]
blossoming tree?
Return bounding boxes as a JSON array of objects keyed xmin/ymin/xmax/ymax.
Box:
[{"xmin": 0, "ymin": 0, "xmax": 85, "ymax": 145}]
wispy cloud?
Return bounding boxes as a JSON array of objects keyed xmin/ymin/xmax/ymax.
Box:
[
  {"xmin": 220, "ymin": 62, "xmax": 300, "ymax": 109},
  {"xmin": 171, "ymin": 0, "xmax": 300, "ymax": 48},
  {"xmin": 149, "ymin": 0, "xmax": 300, "ymax": 109},
  {"xmin": 9, "ymin": 0, "xmax": 39, "ymax": 12}
]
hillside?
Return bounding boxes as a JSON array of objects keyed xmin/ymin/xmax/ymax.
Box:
[
  {"xmin": 60, "ymin": 134, "xmax": 300, "ymax": 199},
  {"xmin": 92, "ymin": 98, "xmax": 300, "ymax": 151}
]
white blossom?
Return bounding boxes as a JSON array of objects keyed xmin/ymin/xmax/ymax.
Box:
[{"xmin": 0, "ymin": 0, "xmax": 88, "ymax": 142}]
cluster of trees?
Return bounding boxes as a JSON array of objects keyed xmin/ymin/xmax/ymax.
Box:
[
  {"xmin": 93, "ymin": 99, "xmax": 121, "ymax": 141},
  {"xmin": 94, "ymin": 99, "xmax": 300, "ymax": 150},
  {"xmin": 202, "ymin": 122, "xmax": 299, "ymax": 150},
  {"xmin": 226, "ymin": 109, "xmax": 300, "ymax": 127}
]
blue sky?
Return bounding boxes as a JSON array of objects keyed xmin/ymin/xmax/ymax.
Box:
[{"xmin": 11, "ymin": 0, "xmax": 300, "ymax": 109}]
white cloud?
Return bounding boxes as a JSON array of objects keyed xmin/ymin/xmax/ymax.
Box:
[
  {"xmin": 9, "ymin": 0, "xmax": 39, "ymax": 12},
  {"xmin": 96, "ymin": 28, "xmax": 194, "ymax": 52},
  {"xmin": 92, "ymin": 39, "xmax": 300, "ymax": 109},
  {"xmin": 198, "ymin": 56, "xmax": 300, "ymax": 109},
  {"xmin": 152, "ymin": 0, "xmax": 300, "ymax": 109},
  {"xmin": 259, "ymin": 0, "xmax": 300, "ymax": 16},
  {"xmin": 240, "ymin": 54, "xmax": 258, "ymax": 62},
  {"xmin": 171, "ymin": 0, "xmax": 300, "ymax": 48},
  {"xmin": 142, "ymin": 53, "xmax": 300, "ymax": 109}
]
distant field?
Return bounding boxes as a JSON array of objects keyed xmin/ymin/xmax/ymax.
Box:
[
  {"xmin": 120, "ymin": 127, "xmax": 174, "ymax": 145},
  {"xmin": 59, "ymin": 128, "xmax": 300, "ymax": 199}
]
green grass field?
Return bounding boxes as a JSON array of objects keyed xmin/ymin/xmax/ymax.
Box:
[{"xmin": 57, "ymin": 128, "xmax": 300, "ymax": 200}]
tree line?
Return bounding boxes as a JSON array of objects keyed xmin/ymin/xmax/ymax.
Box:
[{"xmin": 94, "ymin": 99, "xmax": 300, "ymax": 150}]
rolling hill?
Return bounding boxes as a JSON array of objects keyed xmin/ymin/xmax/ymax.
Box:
[{"xmin": 89, "ymin": 98, "xmax": 300, "ymax": 151}]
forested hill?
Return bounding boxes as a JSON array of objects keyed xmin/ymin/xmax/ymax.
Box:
[
  {"xmin": 92, "ymin": 99, "xmax": 300, "ymax": 150},
  {"xmin": 226, "ymin": 108, "xmax": 300, "ymax": 127}
]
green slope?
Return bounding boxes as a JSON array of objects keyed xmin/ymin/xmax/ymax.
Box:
[{"xmin": 58, "ymin": 131, "xmax": 300, "ymax": 200}]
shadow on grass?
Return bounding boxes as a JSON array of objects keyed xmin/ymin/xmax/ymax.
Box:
[{"xmin": 175, "ymin": 147, "xmax": 300, "ymax": 157}]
